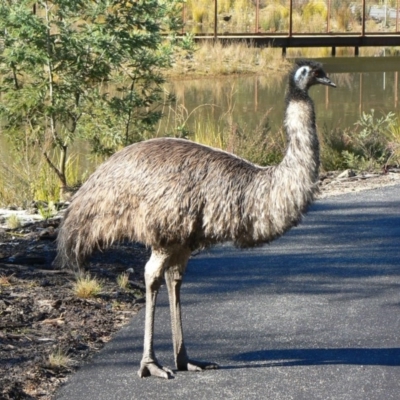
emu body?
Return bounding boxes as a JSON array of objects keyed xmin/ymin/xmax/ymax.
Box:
[{"xmin": 56, "ymin": 60, "xmax": 336, "ymax": 379}]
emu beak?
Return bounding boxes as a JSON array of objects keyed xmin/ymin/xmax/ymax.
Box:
[{"xmin": 317, "ymin": 76, "xmax": 336, "ymax": 88}]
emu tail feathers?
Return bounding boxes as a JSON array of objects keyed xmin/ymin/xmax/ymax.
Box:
[{"xmin": 54, "ymin": 207, "xmax": 97, "ymax": 272}]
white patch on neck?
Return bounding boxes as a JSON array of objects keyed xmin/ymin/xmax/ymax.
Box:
[{"xmin": 294, "ymin": 66, "xmax": 311, "ymax": 90}]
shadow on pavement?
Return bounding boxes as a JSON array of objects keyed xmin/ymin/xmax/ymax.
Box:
[{"xmin": 230, "ymin": 347, "xmax": 400, "ymax": 367}]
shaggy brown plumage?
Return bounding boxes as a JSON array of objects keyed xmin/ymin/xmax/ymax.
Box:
[{"xmin": 56, "ymin": 60, "xmax": 336, "ymax": 379}]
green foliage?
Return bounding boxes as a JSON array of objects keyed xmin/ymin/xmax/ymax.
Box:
[
  {"xmin": 179, "ymin": 33, "xmax": 196, "ymax": 53},
  {"xmin": 227, "ymin": 116, "xmax": 285, "ymax": 166},
  {"xmin": 33, "ymin": 163, "xmax": 60, "ymax": 203},
  {"xmin": 319, "ymin": 125, "xmax": 352, "ymax": 171},
  {"xmin": 37, "ymin": 201, "xmax": 58, "ymax": 220},
  {"xmin": 320, "ymin": 110, "xmax": 396, "ymax": 172},
  {"xmin": 0, "ymin": 0, "xmax": 184, "ymax": 199},
  {"xmin": 345, "ymin": 109, "xmax": 395, "ymax": 170}
]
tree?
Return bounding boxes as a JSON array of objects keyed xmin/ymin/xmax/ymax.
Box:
[{"xmin": 0, "ymin": 0, "xmax": 183, "ymax": 198}]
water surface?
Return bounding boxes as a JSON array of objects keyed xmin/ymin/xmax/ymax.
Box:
[{"xmin": 164, "ymin": 56, "xmax": 400, "ymax": 138}]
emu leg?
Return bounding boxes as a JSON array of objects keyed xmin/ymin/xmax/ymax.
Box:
[
  {"xmin": 165, "ymin": 259, "xmax": 219, "ymax": 372},
  {"xmin": 138, "ymin": 251, "xmax": 173, "ymax": 379}
]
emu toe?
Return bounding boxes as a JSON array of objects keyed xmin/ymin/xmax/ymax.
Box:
[
  {"xmin": 178, "ymin": 359, "xmax": 219, "ymax": 372},
  {"xmin": 138, "ymin": 361, "xmax": 174, "ymax": 379}
]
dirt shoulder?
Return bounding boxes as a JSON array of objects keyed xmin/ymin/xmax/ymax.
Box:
[
  {"xmin": 1, "ymin": 169, "xmax": 399, "ymax": 400},
  {"xmin": 317, "ymin": 169, "xmax": 400, "ymax": 199},
  {"xmin": 0, "ymin": 223, "xmax": 149, "ymax": 400}
]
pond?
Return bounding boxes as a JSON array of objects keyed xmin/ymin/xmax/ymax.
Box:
[
  {"xmin": 1, "ymin": 56, "xmax": 400, "ymax": 164},
  {"xmin": 163, "ymin": 56, "xmax": 400, "ymax": 140}
]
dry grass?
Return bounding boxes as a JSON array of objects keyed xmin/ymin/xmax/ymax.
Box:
[
  {"xmin": 334, "ymin": 5, "xmax": 354, "ymax": 31},
  {"xmin": 303, "ymin": 0, "xmax": 327, "ymax": 22},
  {"xmin": 47, "ymin": 348, "xmax": 73, "ymax": 369},
  {"xmin": 182, "ymin": 0, "xmax": 393, "ymax": 36},
  {"xmin": 0, "ymin": 159, "xmax": 34, "ymax": 208},
  {"xmin": 116, "ymin": 272, "xmax": 130, "ymax": 290},
  {"xmin": 6, "ymin": 214, "xmax": 22, "ymax": 230},
  {"xmin": 169, "ymin": 40, "xmax": 288, "ymax": 78},
  {"xmin": 72, "ymin": 274, "xmax": 103, "ymax": 299},
  {"xmin": 0, "ymin": 146, "xmax": 90, "ymax": 208},
  {"xmin": 192, "ymin": 2, "xmax": 208, "ymax": 24},
  {"xmin": 192, "ymin": 119, "xmax": 226, "ymax": 149},
  {"xmin": 217, "ymin": 0, "xmax": 231, "ymax": 14},
  {"xmin": 260, "ymin": 2, "xmax": 289, "ymax": 32},
  {"xmin": 183, "ymin": 102, "xmax": 286, "ymax": 167},
  {"xmin": 0, "ymin": 275, "xmax": 12, "ymax": 287}
]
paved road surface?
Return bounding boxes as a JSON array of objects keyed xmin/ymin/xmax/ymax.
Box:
[{"xmin": 56, "ymin": 184, "xmax": 400, "ymax": 400}]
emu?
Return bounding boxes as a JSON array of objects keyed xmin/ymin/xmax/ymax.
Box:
[{"xmin": 56, "ymin": 60, "xmax": 336, "ymax": 379}]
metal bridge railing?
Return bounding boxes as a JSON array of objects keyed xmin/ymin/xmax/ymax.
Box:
[{"xmin": 181, "ymin": 0, "xmax": 400, "ymax": 38}]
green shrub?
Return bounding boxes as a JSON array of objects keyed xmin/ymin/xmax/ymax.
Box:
[
  {"xmin": 345, "ymin": 110, "xmax": 395, "ymax": 170},
  {"xmin": 319, "ymin": 125, "xmax": 353, "ymax": 171},
  {"xmin": 319, "ymin": 110, "xmax": 400, "ymax": 172}
]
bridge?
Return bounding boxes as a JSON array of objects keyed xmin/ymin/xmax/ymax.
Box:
[
  {"xmin": 182, "ymin": 0, "xmax": 400, "ymax": 56},
  {"xmin": 191, "ymin": 33, "xmax": 400, "ymax": 56}
]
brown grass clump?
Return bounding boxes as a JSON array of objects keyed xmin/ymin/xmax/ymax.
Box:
[
  {"xmin": 116, "ymin": 272, "xmax": 130, "ymax": 290},
  {"xmin": 0, "ymin": 275, "xmax": 12, "ymax": 287},
  {"xmin": 47, "ymin": 348, "xmax": 73, "ymax": 369},
  {"xmin": 72, "ymin": 274, "xmax": 103, "ymax": 299},
  {"xmin": 6, "ymin": 214, "xmax": 22, "ymax": 230}
]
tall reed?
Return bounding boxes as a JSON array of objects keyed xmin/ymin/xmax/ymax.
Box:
[{"xmin": 0, "ymin": 148, "xmax": 88, "ymax": 207}]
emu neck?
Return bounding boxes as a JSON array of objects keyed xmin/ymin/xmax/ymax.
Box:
[
  {"xmin": 280, "ymin": 90, "xmax": 319, "ymax": 186},
  {"xmin": 263, "ymin": 90, "xmax": 319, "ymax": 235}
]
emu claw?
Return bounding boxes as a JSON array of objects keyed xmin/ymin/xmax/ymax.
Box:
[
  {"xmin": 178, "ymin": 359, "xmax": 219, "ymax": 372},
  {"xmin": 138, "ymin": 361, "xmax": 174, "ymax": 379}
]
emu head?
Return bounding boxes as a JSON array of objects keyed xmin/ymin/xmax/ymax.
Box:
[{"xmin": 291, "ymin": 60, "xmax": 336, "ymax": 91}]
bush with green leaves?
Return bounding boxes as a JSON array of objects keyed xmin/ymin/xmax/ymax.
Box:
[
  {"xmin": 342, "ymin": 110, "xmax": 395, "ymax": 171},
  {"xmin": 319, "ymin": 110, "xmax": 400, "ymax": 172},
  {"xmin": 0, "ymin": 0, "xmax": 184, "ymax": 199},
  {"xmin": 319, "ymin": 125, "xmax": 352, "ymax": 172}
]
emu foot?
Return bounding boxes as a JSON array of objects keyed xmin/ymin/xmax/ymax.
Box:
[
  {"xmin": 177, "ymin": 359, "xmax": 219, "ymax": 372},
  {"xmin": 138, "ymin": 361, "xmax": 174, "ymax": 379}
]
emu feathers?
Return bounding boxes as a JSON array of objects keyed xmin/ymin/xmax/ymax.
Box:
[{"xmin": 56, "ymin": 60, "xmax": 336, "ymax": 379}]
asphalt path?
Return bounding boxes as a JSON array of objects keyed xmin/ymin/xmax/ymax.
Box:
[{"xmin": 56, "ymin": 184, "xmax": 400, "ymax": 400}]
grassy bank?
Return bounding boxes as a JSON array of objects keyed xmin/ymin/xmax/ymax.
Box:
[
  {"xmin": 166, "ymin": 39, "xmax": 397, "ymax": 79},
  {"xmin": 166, "ymin": 40, "xmax": 290, "ymax": 78}
]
